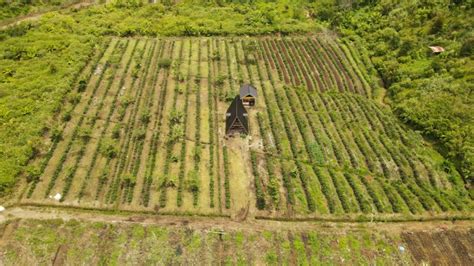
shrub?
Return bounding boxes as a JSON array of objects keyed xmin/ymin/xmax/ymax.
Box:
[
  {"xmin": 112, "ymin": 124, "xmax": 121, "ymax": 139},
  {"xmin": 158, "ymin": 58, "xmax": 172, "ymax": 68},
  {"xmin": 25, "ymin": 165, "xmax": 41, "ymax": 183},
  {"xmin": 459, "ymin": 38, "xmax": 473, "ymax": 57},
  {"xmin": 100, "ymin": 139, "xmax": 118, "ymax": 159},
  {"xmin": 78, "ymin": 79, "xmax": 87, "ymax": 92}
]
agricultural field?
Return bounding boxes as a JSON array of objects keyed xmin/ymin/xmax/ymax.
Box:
[
  {"xmin": 12, "ymin": 35, "xmax": 471, "ymax": 221},
  {"xmin": 0, "ymin": 216, "xmax": 472, "ymax": 265}
]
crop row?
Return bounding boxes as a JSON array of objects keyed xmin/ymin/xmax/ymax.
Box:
[
  {"xmin": 25, "ymin": 39, "xmax": 114, "ymax": 198},
  {"xmin": 40, "ymin": 40, "xmax": 122, "ymax": 198}
]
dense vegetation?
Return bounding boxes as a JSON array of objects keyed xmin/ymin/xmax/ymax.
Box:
[
  {"xmin": 309, "ymin": 0, "xmax": 473, "ymax": 182},
  {"xmin": 0, "ymin": 0, "xmax": 82, "ymax": 22},
  {"xmin": 0, "ymin": 21, "xmax": 100, "ymax": 192}
]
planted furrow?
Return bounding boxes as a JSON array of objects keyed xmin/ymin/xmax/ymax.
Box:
[
  {"xmin": 275, "ymin": 39, "xmax": 301, "ymax": 86},
  {"xmin": 306, "ymin": 38, "xmax": 344, "ymax": 92},
  {"xmin": 327, "ymin": 168, "xmax": 359, "ymax": 213},
  {"xmin": 42, "ymin": 40, "xmax": 120, "ymax": 198},
  {"xmin": 159, "ymin": 39, "xmax": 186, "ymax": 208},
  {"xmin": 26, "ymin": 38, "xmax": 113, "ymax": 198},
  {"xmin": 77, "ymin": 40, "xmax": 140, "ymax": 201},
  {"xmin": 256, "ymin": 41, "xmax": 315, "ymax": 212},
  {"xmin": 294, "ymin": 90, "xmax": 341, "ymax": 167},
  {"xmin": 210, "ymin": 39, "xmax": 222, "ymax": 211},
  {"xmin": 312, "ymin": 93, "xmax": 356, "ymax": 169},
  {"xmin": 294, "ymin": 39, "xmax": 326, "ymax": 91},
  {"xmin": 359, "ymin": 175, "xmax": 392, "ymax": 213},
  {"xmin": 344, "ymin": 172, "xmax": 374, "ymax": 213},
  {"xmin": 323, "ymin": 39, "xmax": 362, "ymax": 95},
  {"xmin": 126, "ymin": 40, "xmax": 167, "ymax": 204},
  {"xmin": 256, "ymin": 113, "xmax": 281, "ymax": 210},
  {"xmin": 285, "ymin": 39, "xmax": 318, "ymax": 91},
  {"xmin": 121, "ymin": 40, "xmax": 163, "ymax": 204},
  {"xmin": 192, "ymin": 39, "xmax": 203, "ymax": 207},
  {"xmin": 108, "ymin": 41, "xmax": 153, "ymax": 204},
  {"xmin": 177, "ymin": 39, "xmax": 193, "ymax": 207},
  {"xmin": 313, "ymin": 38, "xmax": 355, "ymax": 93},
  {"xmin": 207, "ymin": 39, "xmax": 215, "ymax": 208},
  {"xmin": 279, "ymin": 88, "xmax": 334, "ymax": 212},
  {"xmin": 255, "ymin": 42, "xmax": 298, "ymax": 207},
  {"xmin": 141, "ymin": 41, "xmax": 176, "ymax": 207},
  {"xmin": 263, "ymin": 40, "xmax": 290, "ymax": 84},
  {"xmin": 255, "ymin": 41, "xmax": 296, "ymax": 207},
  {"xmin": 123, "ymin": 40, "xmax": 166, "ymax": 204},
  {"xmin": 104, "ymin": 40, "xmax": 152, "ymax": 204},
  {"xmin": 60, "ymin": 40, "xmax": 130, "ymax": 201},
  {"xmin": 334, "ymin": 40, "xmax": 372, "ymax": 96},
  {"xmin": 300, "ymin": 39, "xmax": 334, "ymax": 90}
]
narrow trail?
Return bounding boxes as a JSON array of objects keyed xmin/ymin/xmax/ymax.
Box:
[
  {"xmin": 0, "ymin": 205, "xmax": 472, "ymax": 234},
  {"xmin": 0, "ymin": 0, "xmax": 95, "ymax": 30}
]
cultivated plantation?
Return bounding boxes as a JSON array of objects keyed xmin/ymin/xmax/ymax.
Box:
[
  {"xmin": 18, "ymin": 36, "xmax": 471, "ymax": 219},
  {"xmin": 1, "ymin": 1, "xmax": 473, "ymax": 264}
]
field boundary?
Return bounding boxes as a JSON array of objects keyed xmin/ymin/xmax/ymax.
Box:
[{"xmin": 2, "ymin": 203, "xmax": 472, "ymax": 224}]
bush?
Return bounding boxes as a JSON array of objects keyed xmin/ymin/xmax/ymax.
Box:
[
  {"xmin": 158, "ymin": 58, "xmax": 172, "ymax": 68},
  {"xmin": 100, "ymin": 139, "xmax": 118, "ymax": 159},
  {"xmin": 459, "ymin": 38, "xmax": 473, "ymax": 57},
  {"xmin": 25, "ymin": 165, "xmax": 41, "ymax": 183}
]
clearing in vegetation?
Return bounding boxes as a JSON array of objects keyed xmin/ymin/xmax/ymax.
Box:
[{"xmin": 16, "ymin": 35, "xmax": 472, "ymax": 220}]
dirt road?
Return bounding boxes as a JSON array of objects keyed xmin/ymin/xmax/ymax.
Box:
[
  {"xmin": 0, "ymin": 0, "xmax": 95, "ymax": 30},
  {"xmin": 1, "ymin": 205, "xmax": 472, "ymax": 234}
]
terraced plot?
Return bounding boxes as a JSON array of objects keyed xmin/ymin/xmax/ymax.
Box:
[{"xmin": 20, "ymin": 36, "xmax": 472, "ymax": 219}]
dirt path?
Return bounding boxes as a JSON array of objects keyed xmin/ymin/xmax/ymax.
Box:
[
  {"xmin": 0, "ymin": 0, "xmax": 95, "ymax": 30},
  {"xmin": 1, "ymin": 205, "xmax": 472, "ymax": 234}
]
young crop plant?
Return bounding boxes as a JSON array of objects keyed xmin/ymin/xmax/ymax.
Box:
[
  {"xmin": 255, "ymin": 40, "xmax": 297, "ymax": 206},
  {"xmin": 105, "ymin": 40, "xmax": 152, "ymax": 204},
  {"xmin": 253, "ymin": 43, "xmax": 317, "ymax": 212},
  {"xmin": 61, "ymin": 41, "xmax": 130, "ymax": 201},
  {"xmin": 250, "ymin": 150, "xmax": 266, "ymax": 210},
  {"xmin": 27, "ymin": 39, "xmax": 109, "ymax": 198},
  {"xmin": 207, "ymin": 39, "xmax": 216, "ymax": 209},
  {"xmin": 42, "ymin": 40, "xmax": 121, "ymax": 198},
  {"xmin": 160, "ymin": 40, "xmax": 185, "ymax": 208},
  {"xmin": 78, "ymin": 40, "xmax": 139, "ymax": 200},
  {"xmin": 177, "ymin": 39, "xmax": 193, "ymax": 208},
  {"xmin": 256, "ymin": 113, "xmax": 280, "ymax": 209},
  {"xmin": 223, "ymin": 146, "xmax": 231, "ymax": 209},
  {"xmin": 141, "ymin": 41, "xmax": 175, "ymax": 207}
]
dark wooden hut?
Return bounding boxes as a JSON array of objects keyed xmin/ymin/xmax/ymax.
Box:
[
  {"xmin": 239, "ymin": 84, "xmax": 257, "ymax": 107},
  {"xmin": 226, "ymin": 96, "xmax": 248, "ymax": 136}
]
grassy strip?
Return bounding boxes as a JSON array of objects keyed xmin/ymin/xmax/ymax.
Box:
[
  {"xmin": 159, "ymin": 40, "xmax": 185, "ymax": 208},
  {"xmin": 177, "ymin": 39, "xmax": 193, "ymax": 207},
  {"xmin": 223, "ymin": 146, "xmax": 230, "ymax": 209},
  {"xmin": 256, "ymin": 113, "xmax": 280, "ymax": 209},
  {"xmin": 207, "ymin": 39, "xmax": 215, "ymax": 208},
  {"xmin": 250, "ymin": 150, "xmax": 265, "ymax": 210}
]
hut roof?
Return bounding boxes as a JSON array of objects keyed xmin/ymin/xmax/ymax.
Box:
[
  {"xmin": 226, "ymin": 96, "xmax": 248, "ymax": 134},
  {"xmin": 239, "ymin": 84, "xmax": 257, "ymax": 99},
  {"xmin": 428, "ymin": 46, "xmax": 445, "ymax": 53}
]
